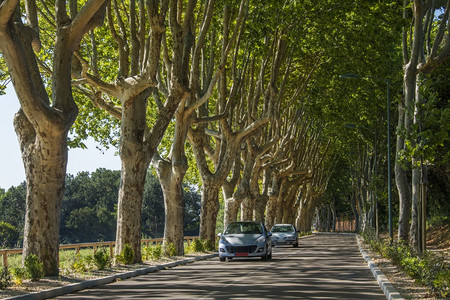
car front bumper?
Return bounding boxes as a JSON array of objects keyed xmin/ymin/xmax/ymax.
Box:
[
  {"xmin": 218, "ymin": 243, "xmax": 268, "ymax": 258},
  {"xmin": 272, "ymin": 238, "xmax": 297, "ymax": 246}
]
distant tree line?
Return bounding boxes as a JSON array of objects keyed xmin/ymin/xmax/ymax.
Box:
[{"xmin": 0, "ymin": 168, "xmax": 200, "ymax": 248}]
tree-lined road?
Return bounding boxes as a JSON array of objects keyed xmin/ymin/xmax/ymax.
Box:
[{"xmin": 57, "ymin": 234, "xmax": 385, "ymax": 299}]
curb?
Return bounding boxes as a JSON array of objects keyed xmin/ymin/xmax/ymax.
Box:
[
  {"xmin": 7, "ymin": 253, "xmax": 218, "ymax": 300},
  {"xmin": 356, "ymin": 236, "xmax": 404, "ymax": 300}
]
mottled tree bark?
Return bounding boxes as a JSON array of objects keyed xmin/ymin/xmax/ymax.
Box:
[
  {"xmin": 396, "ymin": 101, "xmax": 411, "ymax": 242},
  {"xmin": 0, "ymin": 0, "xmax": 107, "ymax": 275}
]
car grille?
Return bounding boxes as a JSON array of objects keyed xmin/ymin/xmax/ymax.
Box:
[{"xmin": 226, "ymin": 245, "xmax": 257, "ymax": 253}]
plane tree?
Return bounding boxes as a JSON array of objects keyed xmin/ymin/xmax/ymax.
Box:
[
  {"xmin": 186, "ymin": 0, "xmax": 287, "ymax": 245},
  {"xmin": 0, "ymin": 0, "xmax": 108, "ymax": 275},
  {"xmin": 150, "ymin": 0, "xmax": 217, "ymax": 255},
  {"xmin": 72, "ymin": 0, "xmax": 216, "ymax": 261},
  {"xmin": 398, "ymin": 0, "xmax": 450, "ymax": 248}
]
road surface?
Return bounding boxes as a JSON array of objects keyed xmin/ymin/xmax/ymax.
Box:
[{"xmin": 57, "ymin": 234, "xmax": 385, "ymax": 299}]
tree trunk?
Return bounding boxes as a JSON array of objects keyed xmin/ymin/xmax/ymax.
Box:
[
  {"xmin": 115, "ymin": 92, "xmax": 151, "ymax": 263},
  {"xmin": 161, "ymin": 173, "xmax": 185, "ymax": 255},
  {"xmin": 254, "ymin": 194, "xmax": 268, "ymax": 223},
  {"xmin": 296, "ymin": 198, "xmax": 311, "ymax": 232},
  {"xmin": 254, "ymin": 169, "xmax": 271, "ymax": 223},
  {"xmin": 15, "ymin": 111, "xmax": 68, "ymax": 276},
  {"xmin": 396, "ymin": 100, "xmax": 411, "ymax": 242},
  {"xmin": 240, "ymin": 195, "xmax": 255, "ymax": 221},
  {"xmin": 224, "ymin": 198, "xmax": 239, "ymax": 228},
  {"xmin": 199, "ymin": 185, "xmax": 221, "ymax": 244},
  {"xmin": 265, "ymin": 194, "xmax": 278, "ymax": 229},
  {"xmin": 115, "ymin": 155, "xmax": 148, "ymax": 262},
  {"xmin": 350, "ymin": 194, "xmax": 359, "ymax": 232},
  {"xmin": 153, "ymin": 149, "xmax": 188, "ymax": 255}
]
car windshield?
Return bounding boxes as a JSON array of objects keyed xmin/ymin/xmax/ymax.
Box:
[
  {"xmin": 225, "ymin": 222, "xmax": 263, "ymax": 234},
  {"xmin": 271, "ymin": 225, "xmax": 294, "ymax": 233}
]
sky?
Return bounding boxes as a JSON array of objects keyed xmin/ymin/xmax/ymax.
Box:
[{"xmin": 0, "ymin": 84, "xmax": 121, "ymax": 190}]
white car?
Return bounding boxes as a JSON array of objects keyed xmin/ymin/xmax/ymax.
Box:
[
  {"xmin": 270, "ymin": 224, "xmax": 299, "ymax": 247},
  {"xmin": 218, "ymin": 221, "xmax": 272, "ymax": 261}
]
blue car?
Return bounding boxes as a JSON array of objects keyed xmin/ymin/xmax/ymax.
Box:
[{"xmin": 218, "ymin": 221, "xmax": 272, "ymax": 261}]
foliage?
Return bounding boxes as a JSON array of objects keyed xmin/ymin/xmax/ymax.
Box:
[
  {"xmin": 0, "ymin": 222, "xmax": 20, "ymax": 248},
  {"xmin": 0, "ymin": 170, "xmax": 201, "ymax": 248},
  {"xmin": 68, "ymin": 253, "xmax": 93, "ymax": 273},
  {"xmin": 299, "ymin": 231, "xmax": 312, "ymax": 237},
  {"xmin": 116, "ymin": 244, "xmax": 134, "ymax": 265},
  {"xmin": 142, "ymin": 244, "xmax": 163, "ymax": 261},
  {"xmin": 163, "ymin": 243, "xmax": 177, "ymax": 257},
  {"xmin": 93, "ymin": 248, "xmax": 111, "ymax": 270},
  {"xmin": 362, "ymin": 229, "xmax": 449, "ymax": 298},
  {"xmin": 24, "ymin": 254, "xmax": 44, "ymax": 281},
  {"xmin": 11, "ymin": 267, "xmax": 26, "ymax": 286},
  {"xmin": 0, "ymin": 183, "xmax": 26, "ymax": 247},
  {"xmin": 60, "ymin": 169, "xmax": 120, "ymax": 244},
  {"xmin": 202, "ymin": 239, "xmax": 215, "ymax": 252},
  {"xmin": 0, "ymin": 267, "xmax": 11, "ymax": 290},
  {"xmin": 186, "ymin": 239, "xmax": 204, "ymax": 254}
]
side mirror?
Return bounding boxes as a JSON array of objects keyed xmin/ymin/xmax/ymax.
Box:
[{"xmin": 217, "ymin": 233, "xmax": 222, "ymax": 238}]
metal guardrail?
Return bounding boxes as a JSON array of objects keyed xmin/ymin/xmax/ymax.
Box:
[{"xmin": 0, "ymin": 236, "xmax": 198, "ymax": 269}]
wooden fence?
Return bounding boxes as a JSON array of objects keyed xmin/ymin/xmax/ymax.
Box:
[{"xmin": 0, "ymin": 236, "xmax": 198, "ymax": 269}]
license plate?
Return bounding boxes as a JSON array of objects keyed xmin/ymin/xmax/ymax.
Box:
[{"xmin": 235, "ymin": 253, "xmax": 248, "ymax": 257}]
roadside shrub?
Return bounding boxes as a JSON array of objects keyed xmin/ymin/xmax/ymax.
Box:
[
  {"xmin": 362, "ymin": 231, "xmax": 449, "ymax": 298},
  {"xmin": 202, "ymin": 239, "xmax": 215, "ymax": 251},
  {"xmin": 69, "ymin": 253, "xmax": 92, "ymax": 273},
  {"xmin": 117, "ymin": 244, "xmax": 134, "ymax": 265},
  {"xmin": 24, "ymin": 254, "xmax": 44, "ymax": 281},
  {"xmin": 93, "ymin": 248, "xmax": 110, "ymax": 270},
  {"xmin": 0, "ymin": 267, "xmax": 11, "ymax": 289},
  {"xmin": 163, "ymin": 243, "xmax": 177, "ymax": 257},
  {"xmin": 433, "ymin": 268, "xmax": 449, "ymax": 298},
  {"xmin": 186, "ymin": 239, "xmax": 204, "ymax": 253},
  {"xmin": 11, "ymin": 267, "xmax": 26, "ymax": 286},
  {"xmin": 142, "ymin": 244, "xmax": 162, "ymax": 261}
]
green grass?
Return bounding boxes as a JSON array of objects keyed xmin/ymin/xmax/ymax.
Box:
[{"xmin": 2, "ymin": 239, "xmax": 211, "ymax": 277}]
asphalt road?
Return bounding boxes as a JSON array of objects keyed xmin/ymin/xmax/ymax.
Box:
[{"xmin": 57, "ymin": 234, "xmax": 385, "ymax": 299}]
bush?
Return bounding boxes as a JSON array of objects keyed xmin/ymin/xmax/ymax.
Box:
[
  {"xmin": 24, "ymin": 254, "xmax": 44, "ymax": 281},
  {"xmin": 93, "ymin": 248, "xmax": 110, "ymax": 270},
  {"xmin": 202, "ymin": 239, "xmax": 215, "ymax": 251},
  {"xmin": 117, "ymin": 244, "xmax": 134, "ymax": 265},
  {"xmin": 142, "ymin": 244, "xmax": 163, "ymax": 261},
  {"xmin": 0, "ymin": 267, "xmax": 11, "ymax": 289},
  {"xmin": 11, "ymin": 267, "xmax": 26, "ymax": 286},
  {"xmin": 362, "ymin": 230, "xmax": 449, "ymax": 298},
  {"xmin": 163, "ymin": 243, "xmax": 177, "ymax": 257},
  {"xmin": 68, "ymin": 253, "xmax": 92, "ymax": 273},
  {"xmin": 186, "ymin": 239, "xmax": 204, "ymax": 253}
]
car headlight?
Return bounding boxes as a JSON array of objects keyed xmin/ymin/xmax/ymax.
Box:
[
  {"xmin": 220, "ymin": 236, "xmax": 230, "ymax": 244},
  {"xmin": 255, "ymin": 236, "xmax": 266, "ymax": 244}
]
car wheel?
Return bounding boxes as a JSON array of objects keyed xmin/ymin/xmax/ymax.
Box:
[
  {"xmin": 293, "ymin": 242, "xmax": 298, "ymax": 248},
  {"xmin": 219, "ymin": 257, "xmax": 226, "ymax": 262},
  {"xmin": 267, "ymin": 251, "xmax": 272, "ymax": 259}
]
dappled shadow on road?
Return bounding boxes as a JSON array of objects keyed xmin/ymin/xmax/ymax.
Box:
[{"xmin": 58, "ymin": 234, "xmax": 385, "ymax": 299}]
